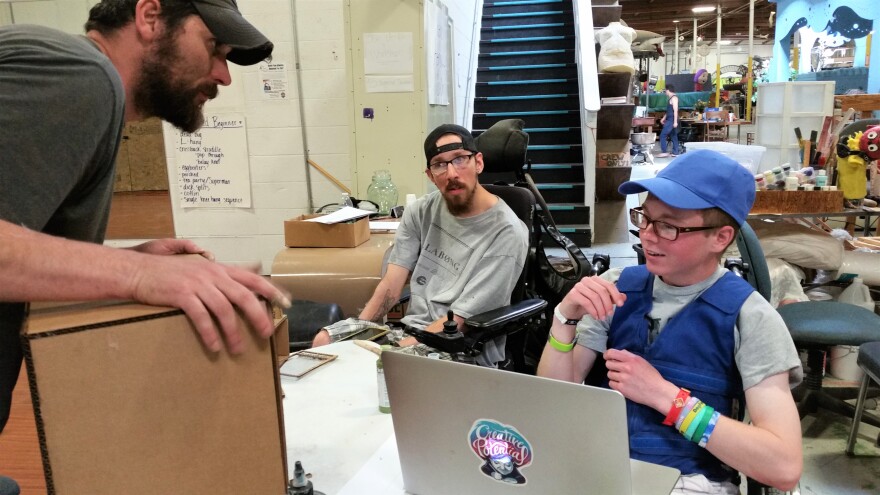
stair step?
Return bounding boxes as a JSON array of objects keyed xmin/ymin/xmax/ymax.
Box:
[
  {"xmin": 527, "ymin": 164, "xmax": 584, "ymax": 182},
  {"xmin": 474, "ymin": 111, "xmax": 580, "ymax": 129},
  {"xmin": 522, "ymin": 127, "xmax": 582, "ymax": 145},
  {"xmin": 477, "ymin": 63, "xmax": 578, "ymax": 82},
  {"xmin": 483, "ymin": 10, "xmax": 566, "ymax": 19},
  {"xmin": 482, "ymin": 12, "xmax": 573, "ymax": 29},
  {"xmin": 481, "ymin": 23, "xmax": 574, "ymax": 40},
  {"xmin": 475, "ymin": 79, "xmax": 575, "ymax": 97},
  {"xmin": 534, "ymin": 183, "xmax": 584, "ymax": 204},
  {"xmin": 528, "ymin": 145, "xmax": 583, "ymax": 164},
  {"xmin": 481, "ymin": 35, "xmax": 573, "ymax": 53},
  {"xmin": 541, "ymin": 203, "xmax": 590, "ymax": 225},
  {"xmin": 474, "ymin": 94, "xmax": 579, "ymax": 113},
  {"xmin": 478, "ymin": 49, "xmax": 574, "ymax": 67}
]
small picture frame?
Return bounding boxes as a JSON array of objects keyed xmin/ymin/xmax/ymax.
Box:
[{"xmin": 280, "ymin": 350, "xmax": 337, "ymax": 378}]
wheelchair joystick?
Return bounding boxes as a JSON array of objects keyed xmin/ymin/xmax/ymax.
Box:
[
  {"xmin": 442, "ymin": 310, "xmax": 457, "ymax": 335},
  {"xmin": 403, "ymin": 310, "xmax": 467, "ymax": 355}
]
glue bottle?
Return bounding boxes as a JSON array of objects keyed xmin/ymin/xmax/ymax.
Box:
[
  {"xmin": 838, "ymin": 278, "xmax": 875, "ymax": 311},
  {"xmin": 376, "ymin": 346, "xmax": 392, "ymax": 413}
]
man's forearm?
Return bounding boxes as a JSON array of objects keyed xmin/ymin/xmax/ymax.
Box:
[
  {"xmin": 0, "ymin": 220, "xmax": 138, "ymax": 302},
  {"xmin": 359, "ymin": 287, "xmax": 400, "ymax": 323}
]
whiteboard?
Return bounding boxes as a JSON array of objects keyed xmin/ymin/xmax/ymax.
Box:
[{"xmin": 171, "ymin": 114, "xmax": 252, "ymax": 208}]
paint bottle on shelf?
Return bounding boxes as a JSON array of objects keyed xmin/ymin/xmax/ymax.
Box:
[{"xmin": 815, "ymin": 170, "xmax": 828, "ymax": 188}]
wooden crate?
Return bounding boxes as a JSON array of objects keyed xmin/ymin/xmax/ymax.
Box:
[{"xmin": 750, "ymin": 190, "xmax": 844, "ymax": 214}]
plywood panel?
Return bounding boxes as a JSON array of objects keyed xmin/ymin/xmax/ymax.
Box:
[{"xmin": 0, "ymin": 366, "xmax": 47, "ymax": 495}]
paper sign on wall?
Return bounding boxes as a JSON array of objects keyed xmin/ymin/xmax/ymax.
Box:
[
  {"xmin": 259, "ymin": 62, "xmax": 289, "ymax": 99},
  {"xmin": 172, "ymin": 114, "xmax": 252, "ymax": 208},
  {"xmin": 363, "ymin": 32, "xmax": 414, "ymax": 93}
]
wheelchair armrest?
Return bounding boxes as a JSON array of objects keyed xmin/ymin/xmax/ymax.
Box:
[{"xmin": 464, "ymin": 299, "xmax": 548, "ymax": 329}]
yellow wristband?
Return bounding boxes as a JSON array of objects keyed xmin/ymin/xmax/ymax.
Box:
[
  {"xmin": 679, "ymin": 401, "xmax": 705, "ymax": 435},
  {"xmin": 548, "ymin": 331, "xmax": 576, "ymax": 352}
]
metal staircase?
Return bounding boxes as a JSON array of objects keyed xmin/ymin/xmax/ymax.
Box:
[{"xmin": 474, "ymin": 0, "xmax": 591, "ymax": 247}]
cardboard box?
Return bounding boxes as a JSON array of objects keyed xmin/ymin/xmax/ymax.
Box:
[
  {"xmin": 596, "ymin": 139, "xmax": 632, "ymax": 168},
  {"xmin": 284, "ymin": 214, "xmax": 370, "ymax": 248},
  {"xmin": 23, "ymin": 301, "xmax": 288, "ymax": 495},
  {"xmin": 273, "ymin": 314, "xmax": 290, "ymax": 364}
]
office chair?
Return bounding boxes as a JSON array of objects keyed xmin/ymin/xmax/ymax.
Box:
[{"xmin": 845, "ymin": 340, "xmax": 880, "ymax": 454}]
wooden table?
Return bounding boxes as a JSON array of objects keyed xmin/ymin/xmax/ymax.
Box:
[{"xmin": 684, "ymin": 120, "xmax": 751, "ymax": 143}]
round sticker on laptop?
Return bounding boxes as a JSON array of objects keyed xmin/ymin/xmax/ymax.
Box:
[{"xmin": 469, "ymin": 419, "xmax": 533, "ymax": 485}]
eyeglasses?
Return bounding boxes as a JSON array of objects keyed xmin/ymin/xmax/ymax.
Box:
[
  {"xmin": 428, "ymin": 154, "xmax": 474, "ymax": 177},
  {"xmin": 629, "ymin": 207, "xmax": 720, "ymax": 241}
]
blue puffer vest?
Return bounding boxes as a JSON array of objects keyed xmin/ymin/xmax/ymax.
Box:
[{"xmin": 606, "ymin": 265, "xmax": 753, "ymax": 482}]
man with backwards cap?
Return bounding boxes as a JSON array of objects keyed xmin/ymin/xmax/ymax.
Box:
[
  {"xmin": 0, "ymin": 2, "xmax": 288, "ymax": 484},
  {"xmin": 538, "ymin": 150, "xmax": 803, "ymax": 494},
  {"xmin": 312, "ymin": 124, "xmax": 528, "ymax": 367}
]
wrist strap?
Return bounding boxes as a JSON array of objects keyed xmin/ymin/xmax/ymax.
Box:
[
  {"xmin": 662, "ymin": 388, "xmax": 691, "ymax": 426},
  {"xmin": 548, "ymin": 330, "xmax": 576, "ymax": 352}
]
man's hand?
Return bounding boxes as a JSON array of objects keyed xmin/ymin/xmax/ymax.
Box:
[
  {"xmin": 312, "ymin": 329, "xmax": 331, "ymax": 347},
  {"xmin": 604, "ymin": 348, "xmax": 679, "ymax": 412},
  {"xmin": 127, "ymin": 254, "xmax": 290, "ymax": 355},
  {"xmin": 557, "ymin": 276, "xmax": 626, "ymax": 322},
  {"xmin": 673, "ymin": 122, "xmax": 678, "ymax": 128},
  {"xmin": 129, "ymin": 239, "xmax": 215, "ymax": 260},
  {"xmin": 660, "ymin": 118, "xmax": 666, "ymax": 125}
]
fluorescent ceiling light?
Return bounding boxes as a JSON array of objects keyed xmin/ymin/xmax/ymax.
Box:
[
  {"xmin": 692, "ymin": 6, "xmax": 716, "ymax": 13},
  {"xmin": 718, "ymin": 40, "xmax": 732, "ymax": 45},
  {"xmin": 673, "ymin": 20, "xmax": 680, "ymax": 23}
]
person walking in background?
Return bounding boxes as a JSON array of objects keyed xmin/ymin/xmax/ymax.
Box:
[{"xmin": 657, "ymin": 84, "xmax": 681, "ymax": 157}]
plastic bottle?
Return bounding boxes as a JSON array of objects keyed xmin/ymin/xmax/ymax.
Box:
[
  {"xmin": 341, "ymin": 192, "xmax": 354, "ymax": 208},
  {"xmin": 838, "ymin": 278, "xmax": 875, "ymax": 311},
  {"xmin": 376, "ymin": 345, "xmax": 392, "ymax": 413},
  {"xmin": 754, "ymin": 174, "xmax": 767, "ymax": 191},
  {"xmin": 815, "ymin": 170, "xmax": 828, "ymax": 188}
]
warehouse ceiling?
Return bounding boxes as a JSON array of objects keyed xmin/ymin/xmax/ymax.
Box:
[{"xmin": 618, "ymin": 0, "xmax": 777, "ymax": 45}]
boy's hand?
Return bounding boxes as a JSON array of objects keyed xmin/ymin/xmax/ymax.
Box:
[
  {"xmin": 604, "ymin": 348, "xmax": 678, "ymax": 413},
  {"xmin": 558, "ymin": 276, "xmax": 626, "ymax": 322}
]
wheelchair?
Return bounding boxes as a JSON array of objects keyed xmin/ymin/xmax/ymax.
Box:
[{"xmin": 404, "ymin": 119, "xmax": 609, "ymax": 373}]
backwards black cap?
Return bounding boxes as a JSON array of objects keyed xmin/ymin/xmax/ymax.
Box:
[{"xmin": 423, "ymin": 124, "xmax": 478, "ymax": 167}]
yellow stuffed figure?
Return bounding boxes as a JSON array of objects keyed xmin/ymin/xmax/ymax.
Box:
[{"xmin": 836, "ymin": 131, "xmax": 868, "ymax": 201}]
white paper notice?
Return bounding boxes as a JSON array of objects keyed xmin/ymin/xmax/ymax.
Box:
[
  {"xmin": 365, "ymin": 75, "xmax": 414, "ymax": 93},
  {"xmin": 364, "ymin": 32, "xmax": 413, "ymax": 75},
  {"xmin": 305, "ymin": 206, "xmax": 373, "ymax": 224},
  {"xmin": 173, "ymin": 114, "xmax": 252, "ymax": 208},
  {"xmin": 258, "ymin": 61, "xmax": 289, "ymax": 99}
]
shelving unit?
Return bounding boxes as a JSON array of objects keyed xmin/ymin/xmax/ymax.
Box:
[{"xmin": 755, "ymin": 81, "xmax": 834, "ymax": 172}]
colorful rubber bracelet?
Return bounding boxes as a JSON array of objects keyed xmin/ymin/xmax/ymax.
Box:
[
  {"xmin": 691, "ymin": 405, "xmax": 715, "ymax": 444},
  {"xmin": 684, "ymin": 404, "xmax": 710, "ymax": 442},
  {"xmin": 662, "ymin": 388, "xmax": 691, "ymax": 426},
  {"xmin": 675, "ymin": 397, "xmax": 700, "ymax": 431},
  {"xmin": 678, "ymin": 401, "xmax": 705, "ymax": 435},
  {"xmin": 698, "ymin": 411, "xmax": 722, "ymax": 448},
  {"xmin": 547, "ymin": 330, "xmax": 576, "ymax": 352}
]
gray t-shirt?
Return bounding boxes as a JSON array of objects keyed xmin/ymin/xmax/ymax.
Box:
[
  {"xmin": 576, "ymin": 266, "xmax": 803, "ymax": 390},
  {"xmin": 0, "ymin": 24, "xmax": 125, "ymax": 430},
  {"xmin": 389, "ymin": 190, "xmax": 528, "ymax": 366}
]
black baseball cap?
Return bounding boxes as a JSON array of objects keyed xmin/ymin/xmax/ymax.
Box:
[
  {"xmin": 191, "ymin": 0, "xmax": 273, "ymax": 66},
  {"xmin": 424, "ymin": 124, "xmax": 478, "ymax": 167}
]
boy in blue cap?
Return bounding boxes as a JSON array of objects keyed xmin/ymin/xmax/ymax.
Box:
[{"xmin": 538, "ymin": 150, "xmax": 802, "ymax": 494}]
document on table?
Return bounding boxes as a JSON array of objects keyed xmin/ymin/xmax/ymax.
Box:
[
  {"xmin": 306, "ymin": 206, "xmax": 372, "ymax": 224},
  {"xmin": 369, "ymin": 221, "xmax": 399, "ymax": 232}
]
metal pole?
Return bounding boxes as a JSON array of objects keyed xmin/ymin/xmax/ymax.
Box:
[
  {"xmin": 692, "ymin": 18, "xmax": 698, "ymax": 72},
  {"xmin": 674, "ymin": 24, "xmax": 680, "ymax": 74},
  {"xmin": 715, "ymin": 9, "xmax": 722, "ymax": 107},
  {"xmin": 746, "ymin": 0, "xmax": 754, "ymax": 122}
]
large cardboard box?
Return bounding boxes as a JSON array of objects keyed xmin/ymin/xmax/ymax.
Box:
[
  {"xmin": 22, "ymin": 301, "xmax": 288, "ymax": 495},
  {"xmin": 284, "ymin": 214, "xmax": 370, "ymax": 248}
]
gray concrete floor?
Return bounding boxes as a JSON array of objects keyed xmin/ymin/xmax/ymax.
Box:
[{"xmin": 557, "ymin": 153, "xmax": 880, "ymax": 494}]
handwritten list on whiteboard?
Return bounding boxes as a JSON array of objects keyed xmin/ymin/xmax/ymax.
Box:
[{"xmin": 172, "ymin": 114, "xmax": 252, "ymax": 208}]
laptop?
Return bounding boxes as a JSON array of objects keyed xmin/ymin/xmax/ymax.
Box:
[{"xmin": 383, "ymin": 352, "xmax": 680, "ymax": 495}]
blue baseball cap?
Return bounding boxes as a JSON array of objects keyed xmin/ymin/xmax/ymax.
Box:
[{"xmin": 618, "ymin": 150, "xmax": 755, "ymax": 226}]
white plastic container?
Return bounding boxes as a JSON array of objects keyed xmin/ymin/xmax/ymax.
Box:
[
  {"xmin": 830, "ymin": 345, "xmax": 865, "ymax": 382},
  {"xmin": 838, "ymin": 278, "xmax": 875, "ymax": 311}
]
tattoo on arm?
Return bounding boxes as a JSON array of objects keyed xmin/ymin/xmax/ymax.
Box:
[{"xmin": 366, "ymin": 290, "xmax": 397, "ymax": 323}]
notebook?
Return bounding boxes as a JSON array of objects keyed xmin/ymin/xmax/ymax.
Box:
[{"xmin": 383, "ymin": 352, "xmax": 680, "ymax": 495}]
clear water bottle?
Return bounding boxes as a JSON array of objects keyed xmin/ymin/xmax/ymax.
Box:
[
  {"xmin": 838, "ymin": 278, "xmax": 875, "ymax": 311},
  {"xmin": 340, "ymin": 192, "xmax": 354, "ymax": 208},
  {"xmin": 366, "ymin": 170, "xmax": 399, "ymax": 215}
]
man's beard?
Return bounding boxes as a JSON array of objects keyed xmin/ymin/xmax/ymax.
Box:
[
  {"xmin": 443, "ymin": 179, "xmax": 476, "ymax": 216},
  {"xmin": 133, "ymin": 30, "xmax": 218, "ymax": 133}
]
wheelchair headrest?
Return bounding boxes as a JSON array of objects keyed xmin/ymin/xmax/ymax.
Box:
[{"xmin": 474, "ymin": 119, "xmax": 529, "ymax": 174}]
